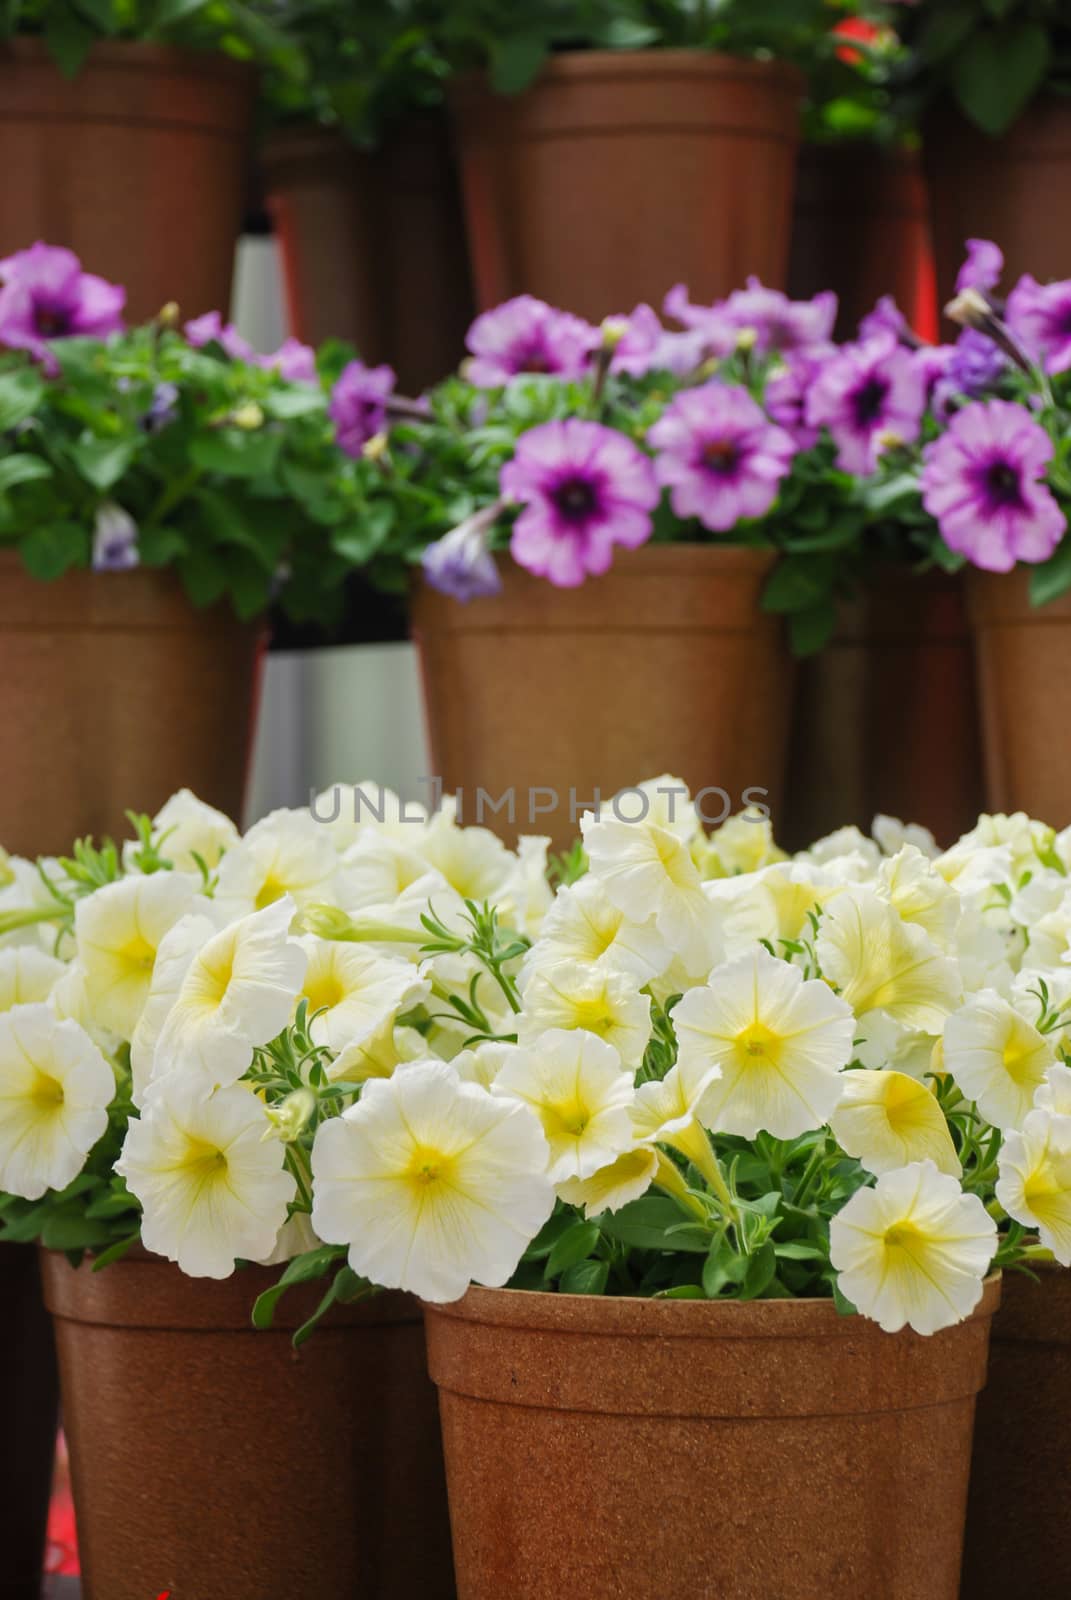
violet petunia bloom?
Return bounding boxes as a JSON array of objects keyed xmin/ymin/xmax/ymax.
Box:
[
  {"xmin": 920, "ymin": 398, "xmax": 1065, "ymax": 572},
  {"xmin": 664, "ymin": 280, "xmax": 836, "ymax": 358},
  {"xmin": 328, "ymin": 360, "xmax": 397, "ymax": 457},
  {"xmin": 932, "ymin": 329, "xmax": 1007, "ymax": 418},
  {"xmin": 422, "ymin": 507, "xmax": 503, "ymax": 602},
  {"xmin": 1006, "ymin": 275, "xmax": 1071, "ymax": 374},
  {"xmin": 92, "ymin": 503, "xmax": 139, "ymax": 573},
  {"xmin": 184, "ymin": 311, "xmax": 255, "ymax": 362},
  {"xmin": 956, "ymin": 239, "xmax": 1004, "ymax": 296},
  {"xmin": 144, "ymin": 382, "xmax": 180, "ymax": 433},
  {"xmin": 858, "ymin": 295, "xmax": 908, "ymax": 344},
  {"xmin": 606, "ymin": 304, "xmax": 664, "ymax": 377},
  {"xmin": 0, "ymin": 243, "xmax": 124, "ymax": 363},
  {"xmin": 766, "ymin": 351, "xmax": 825, "ymax": 450},
  {"xmin": 262, "ymin": 337, "xmax": 317, "ymax": 384},
  {"xmin": 806, "ymin": 335, "xmax": 927, "ymax": 474},
  {"xmin": 465, "ymin": 296, "xmax": 598, "ymax": 387},
  {"xmin": 647, "ymin": 381, "xmax": 797, "ymax": 532},
  {"xmin": 500, "ymin": 419, "xmax": 659, "ymax": 587}
]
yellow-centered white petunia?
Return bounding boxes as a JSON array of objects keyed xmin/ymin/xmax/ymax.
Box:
[
  {"xmin": 518, "ymin": 960, "xmax": 652, "ymax": 1066},
  {"xmin": 943, "ymin": 991, "xmax": 1056, "ymax": 1131},
  {"xmin": 830, "ymin": 1069, "xmax": 960, "ymax": 1177},
  {"xmin": 817, "ymin": 886, "xmax": 962, "ymax": 1031},
  {"xmin": 310, "ymin": 1058, "xmax": 555, "ymax": 1302},
  {"xmin": 0, "ymin": 1004, "xmax": 114, "ymax": 1199},
  {"xmin": 522, "ymin": 873, "xmax": 671, "ymax": 985},
  {"xmin": 148, "ymin": 789, "xmax": 239, "ymax": 873},
  {"xmin": 0, "ymin": 947, "xmax": 66, "ymax": 1012},
  {"xmin": 672, "ymin": 947, "xmax": 855, "ymax": 1140},
  {"xmin": 492, "ymin": 1028, "xmax": 636, "ymax": 1182},
  {"xmin": 74, "ymin": 871, "xmax": 202, "ymax": 1039},
  {"xmin": 829, "ymin": 1160, "xmax": 997, "ymax": 1335},
  {"xmin": 296, "ymin": 936, "xmax": 428, "ymax": 1054},
  {"xmin": 996, "ymin": 1109, "xmax": 1071, "ymax": 1265},
  {"xmin": 557, "ymin": 1145, "xmax": 660, "ymax": 1218},
  {"xmin": 214, "ymin": 807, "xmax": 338, "ymax": 918}
]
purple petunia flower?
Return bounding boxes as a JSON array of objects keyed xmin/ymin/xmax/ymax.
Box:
[
  {"xmin": 765, "ymin": 350, "xmax": 824, "ymax": 450},
  {"xmin": 1006, "ymin": 275, "xmax": 1071, "ymax": 374},
  {"xmin": 956, "ymin": 239, "xmax": 1004, "ymax": 296},
  {"xmin": 858, "ymin": 295, "xmax": 908, "ymax": 344},
  {"xmin": 184, "ymin": 311, "xmax": 255, "ymax": 362},
  {"xmin": 806, "ymin": 335, "xmax": 927, "ymax": 474},
  {"xmin": 328, "ymin": 360, "xmax": 397, "ymax": 457},
  {"xmin": 465, "ymin": 296, "xmax": 598, "ymax": 387},
  {"xmin": 664, "ymin": 280, "xmax": 836, "ymax": 358},
  {"xmin": 422, "ymin": 506, "xmax": 503, "ymax": 602},
  {"xmin": 261, "ymin": 337, "xmax": 317, "ymax": 384},
  {"xmin": 647, "ymin": 381, "xmax": 797, "ymax": 532},
  {"xmin": 0, "ymin": 243, "xmax": 124, "ymax": 364},
  {"xmin": 500, "ymin": 419, "xmax": 659, "ymax": 587},
  {"xmin": 932, "ymin": 329, "xmax": 1007, "ymax": 418},
  {"xmin": 92, "ymin": 502, "xmax": 139, "ymax": 572},
  {"xmin": 144, "ymin": 382, "xmax": 180, "ymax": 433},
  {"xmin": 920, "ymin": 398, "xmax": 1065, "ymax": 572}
]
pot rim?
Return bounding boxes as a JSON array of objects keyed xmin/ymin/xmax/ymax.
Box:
[
  {"xmin": 0, "ymin": 36, "xmax": 257, "ymax": 81},
  {"xmin": 453, "ymin": 48, "xmax": 804, "ymax": 93},
  {"xmin": 424, "ymin": 1274, "xmax": 1002, "ymax": 1340}
]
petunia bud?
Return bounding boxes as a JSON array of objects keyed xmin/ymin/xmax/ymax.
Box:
[
  {"xmin": 265, "ymin": 1088, "xmax": 317, "ymax": 1143},
  {"xmin": 944, "ymin": 287, "xmax": 991, "ymax": 330},
  {"xmin": 231, "ymin": 401, "xmax": 264, "ymax": 431},
  {"xmin": 156, "ymin": 301, "xmax": 181, "ymax": 329}
]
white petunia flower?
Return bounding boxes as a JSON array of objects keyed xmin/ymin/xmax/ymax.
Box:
[
  {"xmin": 1034, "ymin": 1061, "xmax": 1071, "ymax": 1120},
  {"xmin": 149, "ymin": 789, "xmax": 239, "ymax": 873},
  {"xmin": 0, "ymin": 947, "xmax": 66, "ymax": 1012},
  {"xmin": 877, "ymin": 847, "xmax": 961, "ymax": 951},
  {"xmin": 702, "ymin": 860, "xmax": 839, "ymax": 961},
  {"xmin": 672, "ymin": 947, "xmax": 854, "ymax": 1140},
  {"xmin": 496, "ymin": 836, "xmax": 555, "ymax": 940},
  {"xmin": 943, "ymin": 991, "xmax": 1055, "ymax": 1131},
  {"xmin": 521, "ymin": 874, "xmax": 670, "ymax": 985},
  {"xmin": 829, "ymin": 1161, "xmax": 997, "ymax": 1335},
  {"xmin": 338, "ymin": 835, "xmax": 448, "ymax": 914},
  {"xmin": 997, "ymin": 1109, "xmax": 1071, "ymax": 1264},
  {"xmin": 296, "ymin": 937, "xmax": 428, "ymax": 1054},
  {"xmin": 128, "ymin": 912, "xmax": 220, "ymax": 1104},
  {"xmin": 517, "ymin": 960, "xmax": 652, "ymax": 1066},
  {"xmin": 872, "ymin": 815, "xmax": 938, "ymax": 860},
  {"xmin": 117, "ymin": 1078, "xmax": 295, "ymax": 1278},
  {"xmin": 0, "ymin": 1004, "xmax": 114, "ymax": 1199},
  {"xmin": 492, "ymin": 1028, "xmax": 635, "ymax": 1182},
  {"xmin": 310, "ymin": 1058, "xmax": 555, "ymax": 1302},
  {"xmin": 214, "ymin": 807, "xmax": 338, "ymax": 918},
  {"xmin": 309, "ymin": 780, "xmax": 423, "ymax": 854},
  {"xmin": 830, "ymin": 1069, "xmax": 960, "ymax": 1178},
  {"xmin": 817, "ymin": 886, "xmax": 962, "ymax": 1032},
  {"xmin": 557, "ymin": 1146, "xmax": 659, "ymax": 1217},
  {"xmin": 74, "ymin": 871, "xmax": 202, "ymax": 1039},
  {"xmin": 414, "ymin": 812, "xmax": 516, "ymax": 903},
  {"xmin": 328, "ymin": 1020, "xmax": 430, "ymax": 1085},
  {"xmin": 698, "ymin": 810, "xmax": 786, "ymax": 878}
]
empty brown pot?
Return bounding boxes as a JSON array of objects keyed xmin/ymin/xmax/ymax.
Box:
[
  {"xmin": 968, "ymin": 567, "xmax": 1071, "ymax": 826},
  {"xmin": 962, "ymin": 1267, "xmax": 1071, "ymax": 1599},
  {"xmin": 0, "ymin": 553, "xmax": 264, "ymax": 857},
  {"xmin": 42, "ymin": 1250, "xmax": 456, "ymax": 1600},
  {"xmin": 927, "ymin": 97, "xmax": 1071, "ymax": 310},
  {"xmin": 788, "ymin": 142, "xmax": 937, "ymax": 341},
  {"xmin": 425, "ymin": 1281, "xmax": 999, "ymax": 1600},
  {"xmin": 263, "ymin": 119, "xmax": 474, "ymax": 393},
  {"xmin": 0, "ymin": 1243, "xmax": 59, "ymax": 1600},
  {"xmin": 411, "ymin": 545, "xmax": 793, "ymax": 850},
  {"xmin": 783, "ymin": 568, "xmax": 984, "ymax": 850},
  {"xmin": 451, "ymin": 51, "xmax": 802, "ymax": 320},
  {"xmin": 0, "ymin": 41, "xmax": 255, "ymax": 323}
]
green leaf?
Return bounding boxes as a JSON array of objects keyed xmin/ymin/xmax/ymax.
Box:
[
  {"xmin": 740, "ymin": 1241, "xmax": 778, "ymax": 1301},
  {"xmin": 592, "ymin": 18, "xmax": 659, "ymax": 48},
  {"xmin": 788, "ymin": 600, "xmax": 836, "ymax": 657},
  {"xmin": 251, "ymin": 1244, "xmax": 346, "ymax": 1331},
  {"xmin": 703, "ymin": 1243, "xmax": 749, "ymax": 1298},
  {"xmin": 137, "ymin": 525, "xmax": 187, "ymax": 567},
  {"xmin": 178, "ymin": 546, "xmax": 227, "ymax": 608},
  {"xmin": 20, "ymin": 522, "xmax": 90, "ymax": 580},
  {"xmin": 761, "ymin": 554, "xmax": 835, "ymax": 615},
  {"xmin": 832, "ymin": 1279, "xmax": 858, "ymax": 1317},
  {"xmin": 261, "ymin": 386, "xmax": 326, "ymax": 421},
  {"xmin": 71, "ymin": 0, "xmax": 120, "ymax": 32},
  {"xmin": 773, "ymin": 1240, "xmax": 828, "ymax": 1262},
  {"xmin": 1030, "ymin": 541, "xmax": 1071, "ymax": 607},
  {"xmin": 602, "ymin": 1197, "xmax": 712, "ymax": 1254},
  {"xmin": 0, "ymin": 454, "xmax": 52, "ymax": 493},
  {"xmin": 40, "ymin": 1210, "xmax": 113, "ymax": 1251},
  {"xmin": 655, "ymin": 1284, "xmax": 706, "ymax": 1300},
  {"xmin": 70, "ymin": 434, "xmax": 137, "ymax": 491},
  {"xmin": 189, "ymin": 429, "xmax": 283, "ymax": 480},
  {"xmin": 545, "ymin": 1219, "xmax": 601, "ymax": 1277},
  {"xmin": 490, "ymin": 32, "xmax": 549, "ymax": 95},
  {"xmin": 559, "ymin": 1258, "xmax": 610, "ymax": 1295},
  {"xmin": 917, "ymin": 2, "xmax": 977, "ymax": 64},
  {"xmin": 952, "ymin": 22, "xmax": 1051, "ymax": 136},
  {"xmin": 91, "ymin": 1233, "xmax": 141, "ymax": 1271},
  {"xmin": 44, "ymin": 5, "xmax": 96, "ymax": 74},
  {"xmin": 0, "ymin": 368, "xmax": 45, "ymax": 429},
  {"xmin": 143, "ymin": 0, "xmax": 210, "ymax": 31}
]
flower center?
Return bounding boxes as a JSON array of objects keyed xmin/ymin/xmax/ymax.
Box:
[
  {"xmin": 405, "ymin": 1143, "xmax": 456, "ymax": 1190},
  {"xmin": 552, "ymin": 476, "xmax": 598, "ymax": 523},
  {"xmin": 733, "ymin": 1022, "xmax": 783, "ymax": 1071},
  {"xmin": 883, "ymin": 1220, "xmax": 923, "ymax": 1255},
  {"xmin": 983, "ymin": 460, "xmax": 1025, "ymax": 509},
  {"xmin": 702, "ymin": 439, "xmax": 740, "ymax": 476},
  {"xmin": 34, "ymin": 308, "xmax": 70, "ymax": 337},
  {"xmin": 303, "ymin": 971, "xmax": 347, "ymax": 1015},
  {"xmin": 255, "ymin": 874, "xmax": 288, "ymax": 911},
  {"xmin": 853, "ymin": 377, "xmax": 888, "ymax": 427},
  {"xmin": 546, "ymin": 1096, "xmax": 591, "ymax": 1140},
  {"xmin": 28, "ymin": 1070, "xmax": 65, "ymax": 1112}
]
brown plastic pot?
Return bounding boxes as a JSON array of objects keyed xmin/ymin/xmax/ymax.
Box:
[
  {"xmin": 0, "ymin": 1243, "xmax": 59, "ymax": 1600},
  {"xmin": 0, "ymin": 41, "xmax": 255, "ymax": 323},
  {"xmin": 263, "ymin": 119, "xmax": 474, "ymax": 393},
  {"xmin": 927, "ymin": 97, "xmax": 1071, "ymax": 310},
  {"xmin": 788, "ymin": 142, "xmax": 937, "ymax": 341},
  {"xmin": 962, "ymin": 1267, "xmax": 1071, "ymax": 1598},
  {"xmin": 0, "ymin": 552, "xmax": 264, "ymax": 857},
  {"xmin": 451, "ymin": 51, "xmax": 803, "ymax": 320},
  {"xmin": 425, "ymin": 1280, "xmax": 1000, "ymax": 1600},
  {"xmin": 411, "ymin": 545, "xmax": 793, "ymax": 850},
  {"xmin": 42, "ymin": 1249, "xmax": 455, "ymax": 1600},
  {"xmin": 968, "ymin": 566, "xmax": 1071, "ymax": 826},
  {"xmin": 783, "ymin": 568, "xmax": 984, "ymax": 850}
]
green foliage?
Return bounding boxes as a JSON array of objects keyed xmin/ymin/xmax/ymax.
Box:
[{"xmin": 0, "ymin": 0, "xmax": 299, "ymax": 76}]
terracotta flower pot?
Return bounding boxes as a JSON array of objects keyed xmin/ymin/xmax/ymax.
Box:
[
  {"xmin": 450, "ymin": 51, "xmax": 802, "ymax": 320},
  {"xmin": 788, "ymin": 142, "xmax": 938, "ymax": 342},
  {"xmin": 424, "ymin": 1281, "xmax": 1000, "ymax": 1600},
  {"xmin": 967, "ymin": 566, "xmax": 1071, "ymax": 826},
  {"xmin": 263, "ymin": 119, "xmax": 474, "ymax": 394},
  {"xmin": 783, "ymin": 568, "xmax": 984, "ymax": 850},
  {"xmin": 0, "ymin": 41, "xmax": 255, "ymax": 323},
  {"xmin": 962, "ymin": 1267, "xmax": 1071, "ymax": 1599},
  {"xmin": 0, "ymin": 1243, "xmax": 59, "ymax": 1600},
  {"xmin": 41, "ymin": 1250, "xmax": 456, "ymax": 1600},
  {"xmin": 410, "ymin": 545, "xmax": 793, "ymax": 850},
  {"xmin": 926, "ymin": 97, "xmax": 1071, "ymax": 310},
  {"xmin": 0, "ymin": 553, "xmax": 264, "ymax": 856}
]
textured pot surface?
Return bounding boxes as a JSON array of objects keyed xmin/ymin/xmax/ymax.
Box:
[
  {"xmin": 0, "ymin": 1243, "xmax": 58, "ymax": 1600},
  {"xmin": 411, "ymin": 545, "xmax": 792, "ymax": 851},
  {"xmin": 264, "ymin": 120, "xmax": 473, "ymax": 393},
  {"xmin": 0, "ymin": 41, "xmax": 255, "ymax": 322},
  {"xmin": 425, "ymin": 1281, "xmax": 999, "ymax": 1600},
  {"xmin": 962, "ymin": 1267, "xmax": 1071, "ymax": 1599},
  {"xmin": 0, "ymin": 553, "xmax": 263, "ymax": 855},
  {"xmin": 452, "ymin": 50, "xmax": 802, "ymax": 318},
  {"xmin": 968, "ymin": 566, "xmax": 1071, "ymax": 826},
  {"xmin": 927, "ymin": 96, "xmax": 1071, "ymax": 308},
  {"xmin": 784, "ymin": 568, "xmax": 983, "ymax": 849},
  {"xmin": 789, "ymin": 142, "xmax": 936, "ymax": 341},
  {"xmin": 42, "ymin": 1250, "xmax": 455, "ymax": 1600}
]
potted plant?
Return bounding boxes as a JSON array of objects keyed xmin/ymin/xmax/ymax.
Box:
[
  {"xmin": 864, "ymin": 0, "xmax": 1071, "ymax": 302},
  {"xmin": 0, "ymin": 242, "xmax": 405, "ymax": 858},
  {"xmin": 259, "ymin": 0, "xmax": 473, "ymax": 393},
  {"xmin": 0, "ymin": 1, "xmax": 296, "ymax": 321},
  {"xmin": 437, "ymin": 0, "xmax": 840, "ymax": 319}
]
